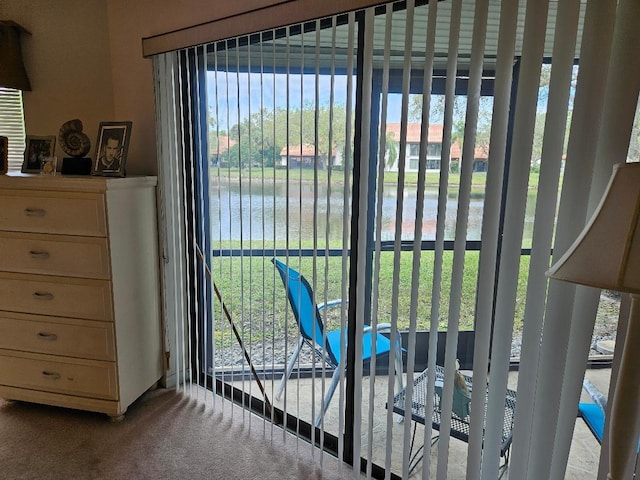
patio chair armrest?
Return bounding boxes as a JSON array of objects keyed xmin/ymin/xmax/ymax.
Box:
[
  {"xmin": 363, "ymin": 323, "xmax": 405, "ymax": 353},
  {"xmin": 364, "ymin": 323, "xmax": 391, "ymax": 334},
  {"xmin": 582, "ymin": 379, "xmax": 607, "ymax": 410},
  {"xmin": 317, "ymin": 299, "xmax": 347, "ymax": 311}
]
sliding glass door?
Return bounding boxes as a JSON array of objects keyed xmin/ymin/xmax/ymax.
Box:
[
  {"xmin": 150, "ymin": 0, "xmax": 632, "ymax": 478},
  {"xmin": 197, "ymin": 3, "xmax": 507, "ymax": 476}
]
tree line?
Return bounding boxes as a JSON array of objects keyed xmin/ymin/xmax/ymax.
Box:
[
  {"xmin": 210, "ymin": 103, "xmax": 348, "ymax": 169},
  {"xmin": 211, "ymin": 65, "xmax": 640, "ymax": 170}
]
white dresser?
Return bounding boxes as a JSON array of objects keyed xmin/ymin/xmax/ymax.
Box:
[{"xmin": 0, "ymin": 173, "xmax": 163, "ymax": 420}]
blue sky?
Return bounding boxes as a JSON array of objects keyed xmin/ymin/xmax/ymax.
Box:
[
  {"xmin": 207, "ymin": 72, "xmax": 353, "ymax": 129},
  {"xmin": 207, "ymin": 71, "xmax": 511, "ymax": 131},
  {"xmin": 207, "ymin": 63, "xmax": 567, "ymax": 132}
]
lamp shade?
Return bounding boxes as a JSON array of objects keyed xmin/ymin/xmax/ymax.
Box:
[
  {"xmin": 547, "ymin": 162, "xmax": 640, "ymax": 294},
  {"xmin": 0, "ymin": 21, "xmax": 31, "ymax": 91}
]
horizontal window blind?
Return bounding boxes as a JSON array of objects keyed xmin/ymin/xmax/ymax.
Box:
[{"xmin": 0, "ymin": 87, "xmax": 26, "ymax": 171}]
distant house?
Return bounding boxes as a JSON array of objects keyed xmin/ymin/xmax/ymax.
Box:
[
  {"xmin": 386, "ymin": 123, "xmax": 489, "ymax": 172},
  {"xmin": 279, "ymin": 144, "xmax": 342, "ymax": 169},
  {"xmin": 450, "ymin": 140, "xmax": 489, "ymax": 173},
  {"xmin": 210, "ymin": 136, "xmax": 237, "ymax": 165},
  {"xmin": 386, "ymin": 123, "xmax": 444, "ymax": 172}
]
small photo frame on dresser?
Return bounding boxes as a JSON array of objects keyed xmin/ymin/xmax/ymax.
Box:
[
  {"xmin": 0, "ymin": 136, "xmax": 7, "ymax": 174},
  {"xmin": 92, "ymin": 121, "xmax": 132, "ymax": 177},
  {"xmin": 22, "ymin": 135, "xmax": 56, "ymax": 173}
]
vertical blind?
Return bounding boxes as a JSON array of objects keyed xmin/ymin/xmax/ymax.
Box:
[{"xmin": 150, "ymin": 0, "xmax": 639, "ymax": 478}]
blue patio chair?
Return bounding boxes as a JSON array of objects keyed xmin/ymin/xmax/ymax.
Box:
[
  {"xmin": 578, "ymin": 379, "xmax": 607, "ymax": 444},
  {"xmin": 579, "ymin": 378, "xmax": 640, "ymax": 453},
  {"xmin": 272, "ymin": 258, "xmax": 404, "ymax": 427}
]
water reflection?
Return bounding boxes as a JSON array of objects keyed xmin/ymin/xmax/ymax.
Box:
[{"xmin": 211, "ymin": 178, "xmax": 536, "ymax": 245}]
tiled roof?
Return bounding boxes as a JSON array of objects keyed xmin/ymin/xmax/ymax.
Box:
[
  {"xmin": 387, "ymin": 124, "xmax": 488, "ymax": 160},
  {"xmin": 386, "ymin": 123, "xmax": 444, "ymax": 143},
  {"xmin": 450, "ymin": 140, "xmax": 489, "ymax": 160},
  {"xmin": 280, "ymin": 144, "xmax": 337, "ymax": 156},
  {"xmin": 280, "ymin": 144, "xmax": 318, "ymax": 156},
  {"xmin": 210, "ymin": 136, "xmax": 236, "ymax": 155}
]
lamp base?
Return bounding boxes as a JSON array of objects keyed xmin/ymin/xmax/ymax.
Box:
[{"xmin": 607, "ymin": 293, "xmax": 640, "ymax": 479}]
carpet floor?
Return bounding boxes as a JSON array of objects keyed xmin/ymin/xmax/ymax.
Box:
[{"xmin": 0, "ymin": 388, "xmax": 352, "ymax": 480}]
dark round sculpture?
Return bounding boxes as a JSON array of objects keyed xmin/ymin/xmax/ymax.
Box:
[{"xmin": 58, "ymin": 119, "xmax": 91, "ymax": 158}]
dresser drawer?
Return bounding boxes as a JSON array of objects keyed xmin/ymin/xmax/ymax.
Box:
[
  {"xmin": 0, "ymin": 273, "xmax": 113, "ymax": 321},
  {"xmin": 0, "ymin": 313, "xmax": 115, "ymax": 361},
  {"xmin": 0, "ymin": 232, "xmax": 110, "ymax": 279},
  {"xmin": 0, "ymin": 190, "xmax": 107, "ymax": 236},
  {"xmin": 0, "ymin": 350, "xmax": 118, "ymax": 400}
]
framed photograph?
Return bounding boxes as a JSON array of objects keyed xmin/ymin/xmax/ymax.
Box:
[
  {"xmin": 22, "ymin": 135, "xmax": 56, "ymax": 173},
  {"xmin": 0, "ymin": 136, "xmax": 7, "ymax": 174},
  {"xmin": 92, "ymin": 121, "xmax": 132, "ymax": 177}
]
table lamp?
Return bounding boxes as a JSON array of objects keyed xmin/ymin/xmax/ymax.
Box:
[
  {"xmin": 0, "ymin": 20, "xmax": 31, "ymax": 91},
  {"xmin": 547, "ymin": 162, "xmax": 640, "ymax": 480}
]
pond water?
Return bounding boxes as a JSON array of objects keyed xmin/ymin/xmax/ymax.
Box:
[{"xmin": 210, "ymin": 179, "xmax": 537, "ymax": 246}]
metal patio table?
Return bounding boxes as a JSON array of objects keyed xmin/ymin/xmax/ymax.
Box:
[{"xmin": 390, "ymin": 365, "xmax": 517, "ymax": 476}]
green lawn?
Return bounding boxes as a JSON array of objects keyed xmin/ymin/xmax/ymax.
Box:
[
  {"xmin": 211, "ymin": 166, "xmax": 541, "ymax": 190},
  {"xmin": 210, "ymin": 251, "xmax": 531, "ymax": 347}
]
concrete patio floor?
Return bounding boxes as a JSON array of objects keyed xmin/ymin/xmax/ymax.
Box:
[{"xmin": 231, "ymin": 367, "xmax": 613, "ymax": 479}]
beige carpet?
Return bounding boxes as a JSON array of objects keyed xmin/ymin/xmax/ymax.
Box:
[{"xmin": 0, "ymin": 388, "xmax": 352, "ymax": 480}]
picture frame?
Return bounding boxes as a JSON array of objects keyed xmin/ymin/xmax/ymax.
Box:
[
  {"xmin": 92, "ymin": 121, "xmax": 132, "ymax": 177},
  {"xmin": 0, "ymin": 136, "xmax": 7, "ymax": 174},
  {"xmin": 22, "ymin": 135, "xmax": 56, "ymax": 173}
]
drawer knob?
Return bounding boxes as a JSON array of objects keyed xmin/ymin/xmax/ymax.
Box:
[
  {"xmin": 37, "ymin": 332, "xmax": 58, "ymax": 341},
  {"xmin": 42, "ymin": 371, "xmax": 61, "ymax": 380},
  {"xmin": 32, "ymin": 292, "xmax": 54, "ymax": 300},
  {"xmin": 29, "ymin": 250, "xmax": 50, "ymax": 259},
  {"xmin": 24, "ymin": 208, "xmax": 46, "ymax": 217}
]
